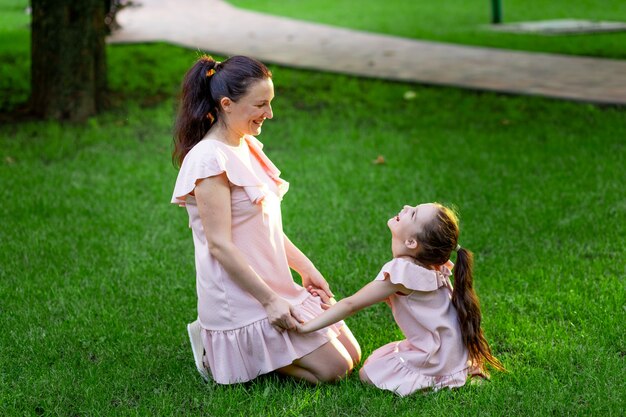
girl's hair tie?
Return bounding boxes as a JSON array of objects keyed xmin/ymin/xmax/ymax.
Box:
[
  {"xmin": 455, "ymin": 244, "xmax": 461, "ymax": 252},
  {"xmin": 206, "ymin": 68, "xmax": 216, "ymax": 77}
]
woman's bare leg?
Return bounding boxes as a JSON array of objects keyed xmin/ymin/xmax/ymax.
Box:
[
  {"xmin": 276, "ymin": 337, "xmax": 354, "ymax": 383},
  {"xmin": 276, "ymin": 364, "xmax": 319, "ymax": 384},
  {"xmin": 335, "ymin": 325, "xmax": 361, "ymax": 365}
]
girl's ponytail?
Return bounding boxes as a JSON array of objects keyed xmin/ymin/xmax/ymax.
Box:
[
  {"xmin": 172, "ymin": 55, "xmax": 219, "ymax": 167},
  {"xmin": 451, "ymin": 247, "xmax": 505, "ymax": 373}
]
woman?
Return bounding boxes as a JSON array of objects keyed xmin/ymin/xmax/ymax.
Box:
[{"xmin": 171, "ymin": 55, "xmax": 360, "ymax": 385}]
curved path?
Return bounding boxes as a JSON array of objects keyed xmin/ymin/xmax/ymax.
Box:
[{"xmin": 108, "ymin": 0, "xmax": 626, "ymax": 105}]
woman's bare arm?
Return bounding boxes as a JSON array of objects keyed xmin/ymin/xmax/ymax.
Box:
[
  {"xmin": 283, "ymin": 233, "xmax": 334, "ymax": 302},
  {"xmin": 195, "ymin": 174, "xmax": 302, "ymax": 331}
]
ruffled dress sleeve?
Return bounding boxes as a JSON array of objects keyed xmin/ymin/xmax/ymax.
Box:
[
  {"xmin": 170, "ymin": 136, "xmax": 289, "ymax": 207},
  {"xmin": 374, "ymin": 258, "xmax": 453, "ymax": 292},
  {"xmin": 244, "ymin": 135, "xmax": 289, "ymax": 198}
]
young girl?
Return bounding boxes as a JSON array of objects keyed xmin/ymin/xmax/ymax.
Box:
[{"xmin": 298, "ymin": 203, "xmax": 505, "ymax": 395}]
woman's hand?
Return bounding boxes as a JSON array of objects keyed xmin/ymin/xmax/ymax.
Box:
[
  {"xmin": 264, "ymin": 297, "xmax": 304, "ymax": 332},
  {"xmin": 302, "ymin": 269, "xmax": 334, "ymax": 301}
]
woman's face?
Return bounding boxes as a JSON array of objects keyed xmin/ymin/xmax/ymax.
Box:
[{"xmin": 222, "ymin": 78, "xmax": 274, "ymax": 137}]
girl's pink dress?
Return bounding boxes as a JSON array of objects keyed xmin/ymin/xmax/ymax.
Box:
[
  {"xmin": 360, "ymin": 258, "xmax": 482, "ymax": 396},
  {"xmin": 171, "ymin": 135, "xmax": 343, "ymax": 384}
]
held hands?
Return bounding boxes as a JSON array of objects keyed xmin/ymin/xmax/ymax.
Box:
[
  {"xmin": 295, "ymin": 320, "xmax": 314, "ymax": 334},
  {"xmin": 301, "ymin": 268, "xmax": 335, "ymax": 309},
  {"xmin": 264, "ymin": 268, "xmax": 336, "ymax": 332},
  {"xmin": 306, "ymin": 286, "xmax": 337, "ymax": 310},
  {"xmin": 264, "ymin": 297, "xmax": 304, "ymax": 332}
]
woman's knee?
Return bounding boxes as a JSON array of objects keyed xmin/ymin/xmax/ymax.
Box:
[
  {"xmin": 312, "ymin": 358, "xmax": 353, "ymax": 383},
  {"xmin": 337, "ymin": 327, "xmax": 362, "ymax": 365},
  {"xmin": 295, "ymin": 338, "xmax": 354, "ymax": 382},
  {"xmin": 276, "ymin": 364, "xmax": 319, "ymax": 384}
]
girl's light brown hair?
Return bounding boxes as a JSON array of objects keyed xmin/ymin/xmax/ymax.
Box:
[{"xmin": 415, "ymin": 204, "xmax": 505, "ymax": 374}]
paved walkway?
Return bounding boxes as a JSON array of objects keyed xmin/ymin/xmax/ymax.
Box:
[{"xmin": 108, "ymin": 0, "xmax": 626, "ymax": 105}]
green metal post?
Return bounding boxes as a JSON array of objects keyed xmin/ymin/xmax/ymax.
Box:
[{"xmin": 491, "ymin": 0, "xmax": 503, "ymax": 24}]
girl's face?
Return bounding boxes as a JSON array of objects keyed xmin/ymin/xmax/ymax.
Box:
[
  {"xmin": 222, "ymin": 78, "xmax": 274, "ymax": 137},
  {"xmin": 388, "ymin": 203, "xmax": 439, "ymax": 246}
]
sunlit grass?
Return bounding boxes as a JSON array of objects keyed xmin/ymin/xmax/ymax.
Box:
[{"xmin": 0, "ymin": 0, "xmax": 625, "ymax": 415}]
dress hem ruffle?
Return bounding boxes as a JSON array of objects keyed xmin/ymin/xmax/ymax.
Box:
[
  {"xmin": 360, "ymin": 340, "xmax": 483, "ymax": 396},
  {"xmin": 201, "ymin": 295, "xmax": 345, "ymax": 384}
]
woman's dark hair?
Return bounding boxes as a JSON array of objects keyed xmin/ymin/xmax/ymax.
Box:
[
  {"xmin": 415, "ymin": 204, "xmax": 506, "ymax": 375},
  {"xmin": 172, "ymin": 55, "xmax": 272, "ymax": 167}
]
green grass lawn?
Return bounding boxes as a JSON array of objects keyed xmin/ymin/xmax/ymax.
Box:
[
  {"xmin": 230, "ymin": 0, "xmax": 626, "ymax": 59},
  {"xmin": 1, "ymin": 1, "xmax": 625, "ymax": 416}
]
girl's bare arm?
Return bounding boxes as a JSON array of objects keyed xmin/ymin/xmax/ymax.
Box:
[{"xmin": 297, "ymin": 278, "xmax": 406, "ymax": 333}]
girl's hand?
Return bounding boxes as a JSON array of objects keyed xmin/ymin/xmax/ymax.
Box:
[
  {"xmin": 301, "ymin": 269, "xmax": 334, "ymax": 301},
  {"xmin": 306, "ymin": 285, "xmax": 336, "ymax": 310},
  {"xmin": 264, "ymin": 297, "xmax": 304, "ymax": 332},
  {"xmin": 296, "ymin": 321, "xmax": 313, "ymax": 334}
]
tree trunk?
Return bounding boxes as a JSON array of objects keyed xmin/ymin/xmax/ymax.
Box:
[{"xmin": 31, "ymin": 0, "xmax": 107, "ymax": 121}]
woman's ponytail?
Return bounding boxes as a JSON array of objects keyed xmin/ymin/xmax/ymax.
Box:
[
  {"xmin": 172, "ymin": 55, "xmax": 219, "ymax": 167},
  {"xmin": 451, "ymin": 247, "xmax": 505, "ymax": 373}
]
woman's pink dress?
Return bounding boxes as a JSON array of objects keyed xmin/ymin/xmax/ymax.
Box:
[
  {"xmin": 360, "ymin": 258, "xmax": 482, "ymax": 396},
  {"xmin": 171, "ymin": 135, "xmax": 343, "ymax": 384}
]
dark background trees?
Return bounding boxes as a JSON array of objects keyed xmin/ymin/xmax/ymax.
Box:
[{"xmin": 30, "ymin": 0, "xmax": 108, "ymax": 121}]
